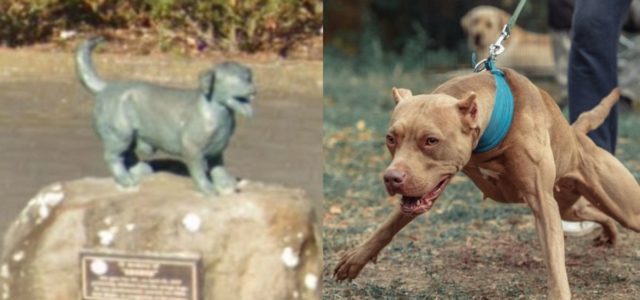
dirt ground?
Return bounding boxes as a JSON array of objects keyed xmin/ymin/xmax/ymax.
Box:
[
  {"xmin": 323, "ymin": 61, "xmax": 640, "ymax": 299},
  {"xmin": 0, "ymin": 48, "xmax": 323, "ymax": 251}
]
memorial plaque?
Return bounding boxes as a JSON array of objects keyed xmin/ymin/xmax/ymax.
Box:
[{"xmin": 80, "ymin": 251, "xmax": 202, "ymax": 300}]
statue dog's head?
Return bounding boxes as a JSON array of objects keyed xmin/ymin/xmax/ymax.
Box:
[{"xmin": 199, "ymin": 61, "xmax": 256, "ymax": 117}]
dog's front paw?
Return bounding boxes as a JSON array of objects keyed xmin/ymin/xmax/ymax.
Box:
[
  {"xmin": 115, "ymin": 174, "xmax": 137, "ymax": 188},
  {"xmin": 333, "ymin": 247, "xmax": 377, "ymax": 281},
  {"xmin": 211, "ymin": 167, "xmax": 237, "ymax": 195},
  {"xmin": 130, "ymin": 162, "xmax": 153, "ymax": 181}
]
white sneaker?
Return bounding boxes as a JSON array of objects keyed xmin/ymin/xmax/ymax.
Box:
[{"xmin": 562, "ymin": 221, "xmax": 601, "ymax": 237}]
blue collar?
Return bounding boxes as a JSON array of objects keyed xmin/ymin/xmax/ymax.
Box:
[{"xmin": 473, "ymin": 68, "xmax": 514, "ymax": 153}]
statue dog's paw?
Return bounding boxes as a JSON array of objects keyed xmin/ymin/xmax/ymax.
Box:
[
  {"xmin": 211, "ymin": 167, "xmax": 238, "ymax": 195},
  {"xmin": 130, "ymin": 162, "xmax": 154, "ymax": 181},
  {"xmin": 114, "ymin": 174, "xmax": 138, "ymax": 189}
]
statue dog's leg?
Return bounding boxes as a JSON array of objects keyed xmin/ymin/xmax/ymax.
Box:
[
  {"xmin": 208, "ymin": 156, "xmax": 237, "ymax": 195},
  {"xmin": 129, "ymin": 139, "xmax": 154, "ymax": 180},
  {"xmin": 184, "ymin": 153, "xmax": 215, "ymax": 194},
  {"xmin": 98, "ymin": 129, "xmax": 136, "ymax": 187},
  {"xmin": 135, "ymin": 139, "xmax": 156, "ymax": 158}
]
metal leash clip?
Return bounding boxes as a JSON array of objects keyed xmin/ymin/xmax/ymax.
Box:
[{"xmin": 473, "ymin": 24, "xmax": 510, "ymax": 73}]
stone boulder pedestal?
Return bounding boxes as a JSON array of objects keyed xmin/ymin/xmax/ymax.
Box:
[{"xmin": 1, "ymin": 173, "xmax": 321, "ymax": 300}]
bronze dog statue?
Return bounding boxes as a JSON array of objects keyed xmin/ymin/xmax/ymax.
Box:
[{"xmin": 76, "ymin": 38, "xmax": 256, "ymax": 195}]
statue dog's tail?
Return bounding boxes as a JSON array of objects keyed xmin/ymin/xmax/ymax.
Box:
[{"xmin": 75, "ymin": 37, "xmax": 107, "ymax": 94}]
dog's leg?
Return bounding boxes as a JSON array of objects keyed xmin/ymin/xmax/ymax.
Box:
[
  {"xmin": 560, "ymin": 196, "xmax": 618, "ymax": 246},
  {"xmin": 135, "ymin": 139, "xmax": 156, "ymax": 158},
  {"xmin": 573, "ymin": 136, "xmax": 640, "ymax": 232},
  {"xmin": 184, "ymin": 153, "xmax": 214, "ymax": 194},
  {"xmin": 569, "ymin": 88, "xmax": 640, "ymax": 233},
  {"xmin": 211, "ymin": 167, "xmax": 236, "ymax": 195},
  {"xmin": 99, "ymin": 130, "xmax": 136, "ymax": 187},
  {"xmin": 530, "ymin": 195, "xmax": 570, "ymax": 300},
  {"xmin": 129, "ymin": 162, "xmax": 153, "ymax": 182},
  {"xmin": 334, "ymin": 206, "xmax": 417, "ymax": 281},
  {"xmin": 128, "ymin": 139, "xmax": 154, "ymax": 181},
  {"xmin": 207, "ymin": 156, "xmax": 237, "ymax": 195},
  {"xmin": 509, "ymin": 146, "xmax": 571, "ymax": 299}
]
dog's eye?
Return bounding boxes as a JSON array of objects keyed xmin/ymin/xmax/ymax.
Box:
[
  {"xmin": 425, "ymin": 137, "xmax": 439, "ymax": 146},
  {"xmin": 386, "ymin": 134, "xmax": 396, "ymax": 146}
]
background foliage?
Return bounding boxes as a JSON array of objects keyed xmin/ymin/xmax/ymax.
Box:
[{"xmin": 0, "ymin": 0, "xmax": 322, "ymax": 52}]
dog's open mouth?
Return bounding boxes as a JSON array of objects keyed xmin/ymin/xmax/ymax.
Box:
[
  {"xmin": 474, "ymin": 35, "xmax": 482, "ymax": 47},
  {"xmin": 230, "ymin": 94, "xmax": 255, "ymax": 117},
  {"xmin": 233, "ymin": 95, "xmax": 252, "ymax": 103},
  {"xmin": 400, "ymin": 175, "xmax": 451, "ymax": 215}
]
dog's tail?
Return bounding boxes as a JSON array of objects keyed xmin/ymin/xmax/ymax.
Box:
[
  {"xmin": 571, "ymin": 88, "xmax": 620, "ymax": 134},
  {"xmin": 75, "ymin": 37, "xmax": 107, "ymax": 94}
]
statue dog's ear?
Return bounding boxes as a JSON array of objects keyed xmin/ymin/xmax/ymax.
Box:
[{"xmin": 198, "ymin": 69, "xmax": 216, "ymax": 100}]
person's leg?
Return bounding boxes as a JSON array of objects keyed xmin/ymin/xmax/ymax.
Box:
[
  {"xmin": 551, "ymin": 30, "xmax": 570, "ymax": 103},
  {"xmin": 568, "ymin": 0, "xmax": 631, "ymax": 154}
]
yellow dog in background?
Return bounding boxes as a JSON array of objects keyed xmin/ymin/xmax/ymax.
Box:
[{"xmin": 461, "ymin": 6, "xmax": 554, "ymax": 74}]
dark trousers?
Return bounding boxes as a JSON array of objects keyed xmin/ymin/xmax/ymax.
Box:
[{"xmin": 568, "ymin": 0, "xmax": 631, "ymax": 154}]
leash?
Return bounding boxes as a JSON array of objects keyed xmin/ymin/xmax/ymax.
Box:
[
  {"xmin": 469, "ymin": 0, "xmax": 525, "ymax": 152},
  {"xmin": 473, "ymin": 0, "xmax": 528, "ymax": 72}
]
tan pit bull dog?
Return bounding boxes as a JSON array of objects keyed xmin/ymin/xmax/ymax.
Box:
[{"xmin": 334, "ymin": 68, "xmax": 640, "ymax": 299}]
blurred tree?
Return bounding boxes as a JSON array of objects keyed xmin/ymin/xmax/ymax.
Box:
[{"xmin": 0, "ymin": 0, "xmax": 322, "ymax": 53}]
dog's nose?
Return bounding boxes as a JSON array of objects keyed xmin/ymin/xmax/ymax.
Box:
[{"xmin": 383, "ymin": 169, "xmax": 407, "ymax": 195}]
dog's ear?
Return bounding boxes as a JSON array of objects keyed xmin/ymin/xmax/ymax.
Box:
[
  {"xmin": 199, "ymin": 69, "xmax": 216, "ymax": 99},
  {"xmin": 498, "ymin": 10, "xmax": 510, "ymax": 26},
  {"xmin": 460, "ymin": 14, "xmax": 470, "ymax": 32},
  {"xmin": 457, "ymin": 92, "xmax": 478, "ymax": 128},
  {"xmin": 392, "ymin": 87, "xmax": 413, "ymax": 104}
]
